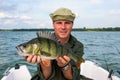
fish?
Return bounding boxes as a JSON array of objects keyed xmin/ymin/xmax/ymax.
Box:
[{"xmin": 16, "ymin": 31, "xmax": 84, "ymax": 69}]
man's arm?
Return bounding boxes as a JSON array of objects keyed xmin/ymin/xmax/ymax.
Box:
[
  {"xmin": 56, "ymin": 56, "xmax": 73, "ymax": 80},
  {"xmin": 25, "ymin": 55, "xmax": 52, "ymax": 79}
]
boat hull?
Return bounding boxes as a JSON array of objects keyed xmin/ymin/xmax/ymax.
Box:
[
  {"xmin": 1, "ymin": 60, "xmax": 120, "ymax": 80},
  {"xmin": 81, "ymin": 61, "xmax": 120, "ymax": 80}
]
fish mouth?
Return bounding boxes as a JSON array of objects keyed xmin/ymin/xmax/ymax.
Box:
[
  {"xmin": 16, "ymin": 46, "xmax": 29, "ymax": 56},
  {"xmin": 16, "ymin": 46, "xmax": 24, "ymax": 53}
]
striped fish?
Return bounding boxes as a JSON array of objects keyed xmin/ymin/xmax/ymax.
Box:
[{"xmin": 16, "ymin": 31, "xmax": 84, "ymax": 69}]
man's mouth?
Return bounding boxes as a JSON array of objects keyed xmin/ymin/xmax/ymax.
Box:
[{"xmin": 60, "ymin": 31, "xmax": 67, "ymax": 34}]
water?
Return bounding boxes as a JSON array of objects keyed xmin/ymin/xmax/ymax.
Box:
[{"xmin": 0, "ymin": 31, "xmax": 120, "ymax": 79}]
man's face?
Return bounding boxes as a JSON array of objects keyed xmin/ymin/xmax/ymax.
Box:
[{"xmin": 53, "ymin": 20, "xmax": 73, "ymax": 39}]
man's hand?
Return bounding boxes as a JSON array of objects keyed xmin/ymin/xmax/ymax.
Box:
[
  {"xmin": 25, "ymin": 55, "xmax": 52, "ymax": 79},
  {"xmin": 56, "ymin": 55, "xmax": 71, "ymax": 67},
  {"xmin": 25, "ymin": 55, "xmax": 51, "ymax": 67},
  {"xmin": 25, "ymin": 55, "xmax": 41, "ymax": 64},
  {"xmin": 56, "ymin": 55, "xmax": 73, "ymax": 79}
]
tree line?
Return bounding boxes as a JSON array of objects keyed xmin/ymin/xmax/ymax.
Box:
[{"xmin": 0, "ymin": 27, "xmax": 120, "ymax": 31}]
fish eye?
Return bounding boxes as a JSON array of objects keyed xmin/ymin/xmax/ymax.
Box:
[{"xmin": 23, "ymin": 45, "xmax": 27, "ymax": 48}]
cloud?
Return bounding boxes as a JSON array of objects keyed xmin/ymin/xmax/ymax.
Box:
[
  {"xmin": 3, "ymin": 19, "xmax": 14, "ymax": 25},
  {"xmin": 110, "ymin": 9, "xmax": 120, "ymax": 15},
  {"xmin": 0, "ymin": 0, "xmax": 17, "ymax": 13},
  {"xmin": 0, "ymin": 12, "xmax": 6, "ymax": 18},
  {"xmin": 0, "ymin": 12, "xmax": 30, "ymax": 25},
  {"xmin": 19, "ymin": 15, "xmax": 32, "ymax": 20},
  {"xmin": 0, "ymin": 12, "xmax": 50, "ymax": 29},
  {"xmin": 89, "ymin": 0, "xmax": 103, "ymax": 4}
]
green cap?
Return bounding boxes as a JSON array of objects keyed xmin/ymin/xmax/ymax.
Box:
[{"xmin": 50, "ymin": 8, "xmax": 76, "ymax": 22}]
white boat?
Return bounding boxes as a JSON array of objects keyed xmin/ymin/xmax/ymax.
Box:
[
  {"xmin": 1, "ymin": 60, "xmax": 120, "ymax": 80},
  {"xmin": 81, "ymin": 61, "xmax": 120, "ymax": 80},
  {"xmin": 1, "ymin": 65, "xmax": 32, "ymax": 80}
]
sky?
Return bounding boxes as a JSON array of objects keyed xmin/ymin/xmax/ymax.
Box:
[{"xmin": 0, "ymin": 0, "xmax": 120, "ymax": 29}]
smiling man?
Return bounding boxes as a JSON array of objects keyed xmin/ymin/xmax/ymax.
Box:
[
  {"xmin": 53, "ymin": 20, "xmax": 73, "ymax": 44},
  {"xmin": 26, "ymin": 7, "xmax": 84, "ymax": 80}
]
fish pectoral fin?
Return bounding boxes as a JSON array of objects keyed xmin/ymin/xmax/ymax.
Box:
[
  {"xmin": 41, "ymin": 59, "xmax": 51, "ymax": 67},
  {"xmin": 76, "ymin": 57, "xmax": 85, "ymax": 69}
]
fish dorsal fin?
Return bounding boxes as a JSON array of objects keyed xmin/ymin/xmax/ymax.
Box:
[{"xmin": 36, "ymin": 31, "xmax": 56, "ymax": 41}]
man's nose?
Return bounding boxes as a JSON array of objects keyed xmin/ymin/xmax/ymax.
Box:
[{"xmin": 61, "ymin": 23, "xmax": 66, "ymax": 29}]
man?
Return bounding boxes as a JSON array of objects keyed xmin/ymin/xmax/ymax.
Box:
[{"xmin": 25, "ymin": 7, "xmax": 84, "ymax": 80}]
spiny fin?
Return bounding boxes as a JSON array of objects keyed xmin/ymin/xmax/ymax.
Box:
[{"xmin": 36, "ymin": 31, "xmax": 56, "ymax": 41}]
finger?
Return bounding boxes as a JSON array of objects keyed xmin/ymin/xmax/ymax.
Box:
[
  {"xmin": 56, "ymin": 57, "xmax": 60, "ymax": 62},
  {"xmin": 26, "ymin": 55, "xmax": 33, "ymax": 63},
  {"xmin": 37, "ymin": 56, "xmax": 41, "ymax": 63},
  {"xmin": 31, "ymin": 55, "xmax": 37, "ymax": 64},
  {"xmin": 63, "ymin": 56, "xmax": 70, "ymax": 62},
  {"xmin": 58, "ymin": 57, "xmax": 66, "ymax": 65}
]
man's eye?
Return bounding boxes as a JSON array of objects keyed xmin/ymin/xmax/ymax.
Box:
[
  {"xmin": 65, "ymin": 22, "xmax": 71, "ymax": 24},
  {"xmin": 56, "ymin": 22, "xmax": 62, "ymax": 24}
]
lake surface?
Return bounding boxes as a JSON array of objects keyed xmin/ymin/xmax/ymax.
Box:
[{"xmin": 0, "ymin": 31, "xmax": 120, "ymax": 79}]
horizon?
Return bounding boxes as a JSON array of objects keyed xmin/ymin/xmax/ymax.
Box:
[
  {"xmin": 0, "ymin": 26, "xmax": 120, "ymax": 29},
  {"xmin": 0, "ymin": 27, "xmax": 120, "ymax": 30}
]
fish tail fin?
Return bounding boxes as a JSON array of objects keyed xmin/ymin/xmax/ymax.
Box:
[{"xmin": 76, "ymin": 57, "xmax": 85, "ymax": 69}]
